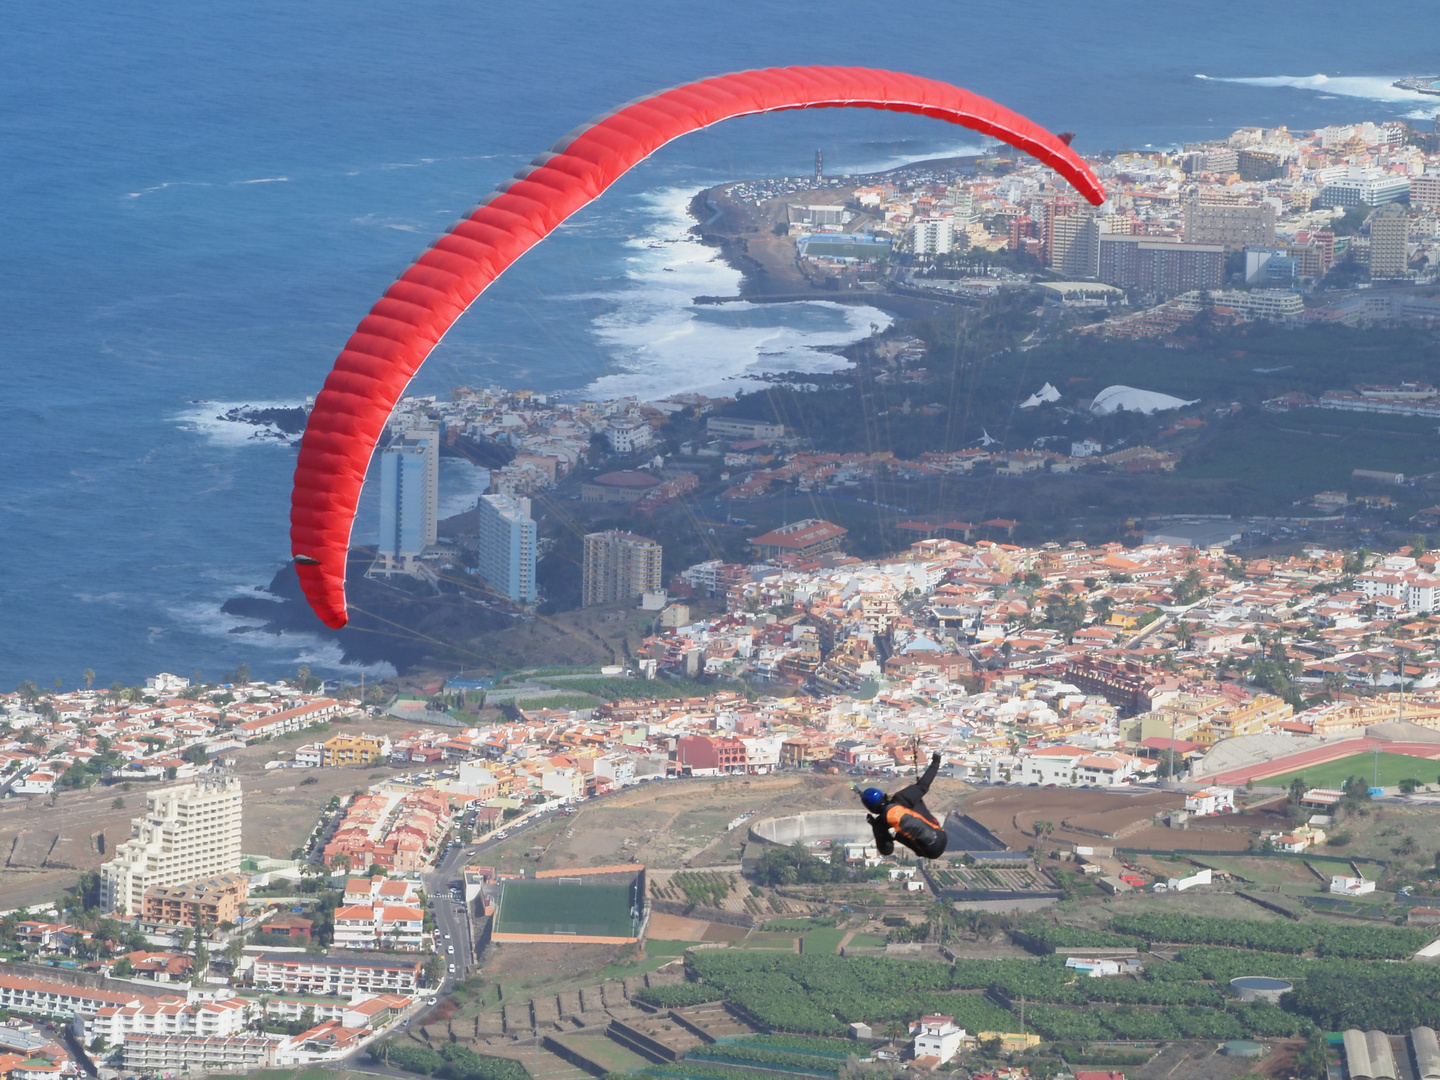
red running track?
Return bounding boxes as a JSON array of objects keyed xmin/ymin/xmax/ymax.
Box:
[{"xmin": 1203, "ymin": 739, "xmax": 1440, "ymax": 787}]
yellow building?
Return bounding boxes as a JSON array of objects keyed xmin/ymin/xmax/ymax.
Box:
[
  {"xmin": 1196, "ymin": 694, "xmax": 1293, "ymax": 746},
  {"xmin": 976, "ymin": 1033, "xmax": 1042, "ymax": 1052},
  {"xmin": 322, "ymin": 733, "xmax": 390, "ymax": 767}
]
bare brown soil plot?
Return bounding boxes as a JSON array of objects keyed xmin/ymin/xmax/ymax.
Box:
[
  {"xmin": 960, "ymin": 786, "xmax": 1183, "ymax": 848},
  {"xmin": 0, "ymin": 715, "xmax": 426, "ymax": 909}
]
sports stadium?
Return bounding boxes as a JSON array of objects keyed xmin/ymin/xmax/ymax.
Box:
[{"xmin": 491, "ymin": 863, "xmax": 648, "ymax": 945}]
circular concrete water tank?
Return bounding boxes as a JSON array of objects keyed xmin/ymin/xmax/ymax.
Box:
[
  {"xmin": 748, "ymin": 811, "xmax": 873, "ymax": 847},
  {"xmin": 1230, "ymin": 976, "xmax": 1292, "ymax": 1003},
  {"xmin": 1222, "ymin": 1041, "xmax": 1265, "ymax": 1058}
]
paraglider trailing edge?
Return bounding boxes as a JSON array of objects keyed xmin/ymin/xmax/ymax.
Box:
[{"xmin": 289, "ymin": 65, "xmax": 1106, "ymax": 629}]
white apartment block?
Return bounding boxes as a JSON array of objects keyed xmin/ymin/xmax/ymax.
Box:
[
  {"xmin": 999, "ymin": 746, "xmax": 1152, "ymax": 787},
  {"xmin": 910, "ymin": 217, "xmax": 953, "ymax": 256},
  {"xmin": 0, "ymin": 974, "xmax": 149, "ymax": 1022},
  {"xmin": 250, "ymin": 953, "xmax": 423, "ymax": 996},
  {"xmin": 1355, "ymin": 570, "xmax": 1440, "ymax": 614},
  {"xmin": 331, "ymin": 903, "xmax": 426, "ymax": 951},
  {"xmin": 101, "ymin": 776, "xmax": 243, "ymax": 916},
  {"xmin": 121, "ymin": 1034, "xmax": 279, "ymax": 1074},
  {"xmin": 594, "ymin": 753, "xmax": 635, "ymax": 788},
  {"xmin": 84, "ymin": 996, "xmax": 249, "ymax": 1044},
  {"xmin": 604, "ymin": 416, "xmax": 654, "ymax": 454},
  {"xmin": 912, "ymin": 1015, "xmax": 965, "ymax": 1064}
]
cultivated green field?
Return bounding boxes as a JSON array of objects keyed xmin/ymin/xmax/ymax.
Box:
[
  {"xmin": 1264, "ymin": 751, "xmax": 1440, "ymax": 790},
  {"xmin": 494, "ymin": 880, "xmax": 637, "ymax": 938}
]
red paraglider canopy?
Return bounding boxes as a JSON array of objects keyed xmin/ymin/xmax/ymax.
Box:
[{"xmin": 291, "ymin": 65, "xmax": 1105, "ymax": 628}]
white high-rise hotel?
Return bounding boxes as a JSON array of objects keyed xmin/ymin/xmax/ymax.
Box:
[
  {"xmin": 475, "ymin": 493, "xmax": 537, "ymax": 603},
  {"xmin": 101, "ymin": 776, "xmax": 243, "ymax": 916}
]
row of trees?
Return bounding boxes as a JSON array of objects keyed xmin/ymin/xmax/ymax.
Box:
[
  {"xmin": 752, "ymin": 842, "xmax": 888, "ymax": 887},
  {"xmin": 1107, "ymin": 912, "xmax": 1432, "ymax": 959}
]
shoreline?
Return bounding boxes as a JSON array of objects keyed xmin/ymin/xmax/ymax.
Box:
[{"xmin": 686, "ymin": 153, "xmax": 995, "ymax": 320}]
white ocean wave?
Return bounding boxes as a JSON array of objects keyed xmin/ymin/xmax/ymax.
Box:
[
  {"xmin": 124, "ymin": 180, "xmax": 214, "ymax": 199},
  {"xmin": 580, "ymin": 186, "xmax": 891, "ymax": 400},
  {"xmin": 437, "ymin": 457, "xmax": 490, "ymax": 519},
  {"xmin": 174, "ymin": 400, "xmax": 308, "ymax": 448},
  {"xmin": 832, "ymin": 141, "xmax": 988, "ymax": 175},
  {"xmin": 167, "ymin": 596, "xmax": 397, "ymax": 678},
  {"xmin": 1197, "ymin": 73, "xmax": 1438, "ymax": 105}
]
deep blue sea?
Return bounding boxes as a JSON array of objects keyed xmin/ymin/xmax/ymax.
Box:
[{"xmin": 2, "ymin": 0, "xmax": 1437, "ymax": 687}]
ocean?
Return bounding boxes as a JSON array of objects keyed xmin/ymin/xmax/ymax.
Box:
[{"xmin": 2, "ymin": 0, "xmax": 1437, "ymax": 687}]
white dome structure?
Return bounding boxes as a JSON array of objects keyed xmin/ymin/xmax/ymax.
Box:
[{"xmin": 1090, "ymin": 384, "xmax": 1198, "ymax": 415}]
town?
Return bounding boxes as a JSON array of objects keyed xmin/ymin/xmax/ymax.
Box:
[
  {"xmin": 7, "ymin": 524, "xmax": 1440, "ymax": 1080},
  {"xmin": 9, "ymin": 110, "xmax": 1440, "ymax": 1080}
]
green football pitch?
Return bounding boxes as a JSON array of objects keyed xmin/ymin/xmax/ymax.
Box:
[
  {"xmin": 1264, "ymin": 751, "xmax": 1439, "ymax": 790},
  {"xmin": 494, "ymin": 880, "xmax": 637, "ymax": 938}
]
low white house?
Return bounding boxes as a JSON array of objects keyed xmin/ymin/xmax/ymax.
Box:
[
  {"xmin": 13, "ymin": 770, "xmax": 58, "ymax": 795},
  {"xmin": 911, "ymin": 1014, "xmax": 965, "ymax": 1064},
  {"xmin": 1331, "ymin": 875, "xmax": 1376, "ymax": 896},
  {"xmin": 1163, "ymin": 868, "xmax": 1213, "ymax": 892},
  {"xmin": 1184, "ymin": 788, "xmax": 1235, "ymax": 816},
  {"xmin": 293, "ymin": 744, "xmax": 324, "ymax": 768}
]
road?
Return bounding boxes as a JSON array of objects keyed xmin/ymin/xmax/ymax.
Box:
[{"xmin": 420, "ymin": 801, "xmax": 575, "ymax": 989}]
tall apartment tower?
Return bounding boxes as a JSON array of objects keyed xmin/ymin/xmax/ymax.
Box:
[
  {"xmin": 1042, "ymin": 197, "xmax": 1077, "ymax": 264},
  {"xmin": 404, "ymin": 423, "xmax": 441, "ymax": 547},
  {"xmin": 582, "ymin": 530, "xmax": 663, "ymax": 607},
  {"xmin": 475, "ymin": 494, "xmax": 537, "ymax": 603},
  {"xmin": 101, "ymin": 776, "xmax": 243, "ymax": 916},
  {"xmin": 1050, "ymin": 213, "xmax": 1101, "ymax": 278},
  {"xmin": 1368, "ymin": 204, "xmax": 1410, "ymax": 278},
  {"xmin": 377, "ymin": 439, "xmax": 432, "ymax": 575}
]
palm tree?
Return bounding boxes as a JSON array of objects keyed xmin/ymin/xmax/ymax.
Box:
[
  {"xmin": 885, "ymin": 1020, "xmax": 908, "ymax": 1044},
  {"xmin": 1033, "ymin": 819, "xmax": 1054, "ymax": 860},
  {"xmin": 297, "ymin": 665, "xmax": 311, "ymax": 692},
  {"xmin": 82, "ymin": 669, "xmax": 95, "ymax": 691}
]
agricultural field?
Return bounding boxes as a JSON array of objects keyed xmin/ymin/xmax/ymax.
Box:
[
  {"xmin": 929, "ymin": 864, "xmax": 1052, "ymax": 892},
  {"xmin": 657, "ymin": 908, "xmax": 1440, "ymax": 1041}
]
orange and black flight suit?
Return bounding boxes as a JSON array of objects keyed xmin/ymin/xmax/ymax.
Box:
[{"xmin": 868, "ymin": 753, "xmax": 948, "ymax": 860}]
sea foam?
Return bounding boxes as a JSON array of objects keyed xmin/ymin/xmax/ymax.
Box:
[
  {"xmin": 580, "ymin": 186, "xmax": 891, "ymax": 400},
  {"xmin": 1197, "ymin": 73, "xmax": 1437, "ymax": 105}
]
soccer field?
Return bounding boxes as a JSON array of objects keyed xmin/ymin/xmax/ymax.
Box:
[
  {"xmin": 1264, "ymin": 751, "xmax": 1440, "ymax": 790},
  {"xmin": 494, "ymin": 880, "xmax": 637, "ymax": 938}
]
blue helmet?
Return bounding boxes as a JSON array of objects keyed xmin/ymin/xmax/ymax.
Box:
[{"xmin": 860, "ymin": 787, "xmax": 887, "ymax": 812}]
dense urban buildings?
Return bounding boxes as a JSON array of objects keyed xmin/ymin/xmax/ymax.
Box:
[
  {"xmin": 582, "ymin": 530, "xmax": 663, "ymax": 606},
  {"xmin": 1182, "ymin": 198, "xmax": 1276, "ymax": 248},
  {"xmin": 475, "ymin": 493, "xmax": 537, "ymax": 603},
  {"xmin": 100, "ymin": 776, "xmax": 243, "ymax": 916}
]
